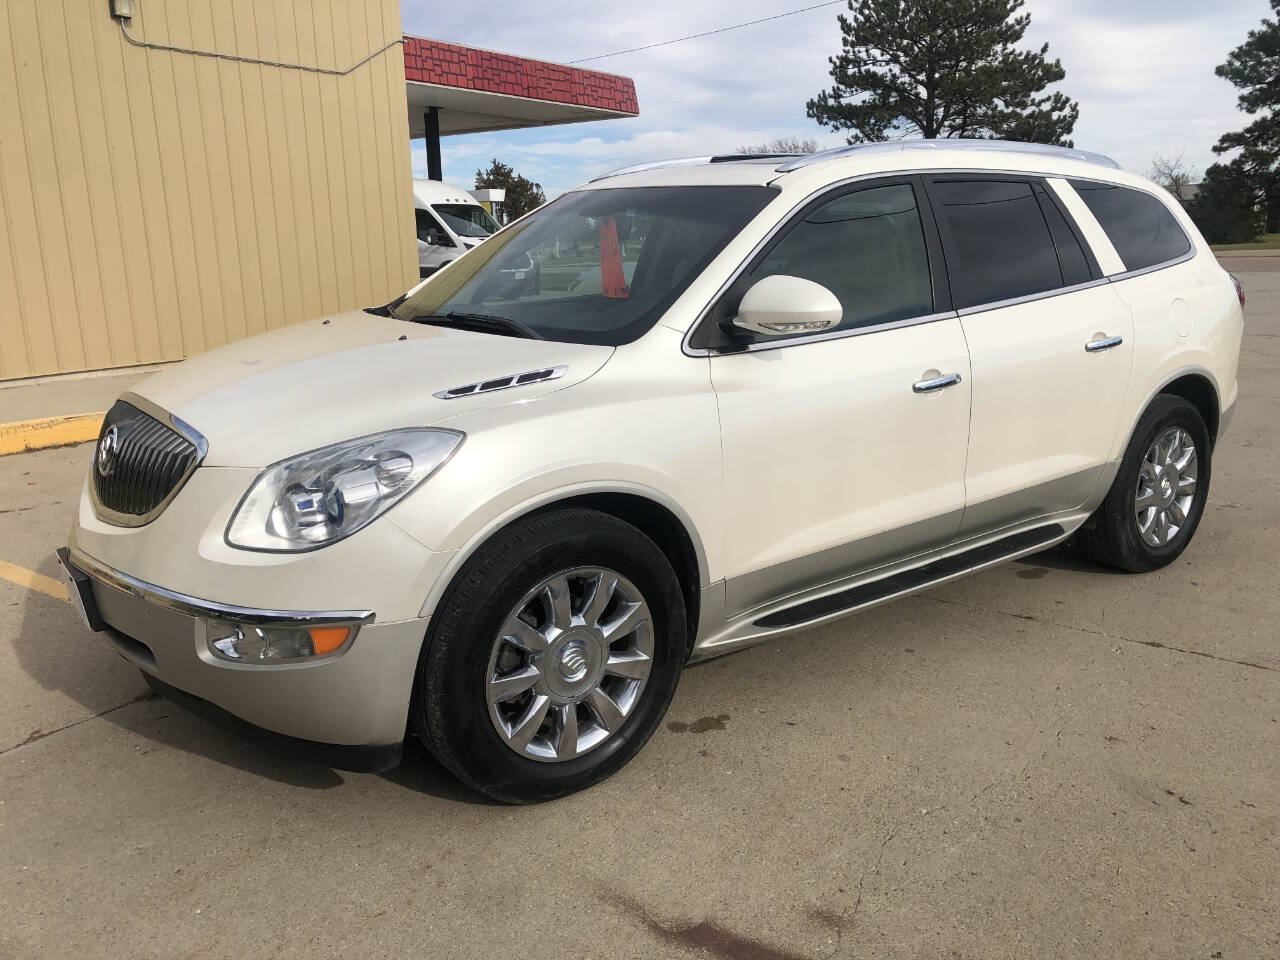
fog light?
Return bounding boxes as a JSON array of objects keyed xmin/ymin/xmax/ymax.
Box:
[{"xmin": 207, "ymin": 620, "xmax": 352, "ymax": 663}]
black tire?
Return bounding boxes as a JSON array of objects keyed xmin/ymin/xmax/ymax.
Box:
[
  {"xmin": 1075, "ymin": 394, "xmax": 1211, "ymax": 572},
  {"xmin": 412, "ymin": 508, "xmax": 686, "ymax": 803}
]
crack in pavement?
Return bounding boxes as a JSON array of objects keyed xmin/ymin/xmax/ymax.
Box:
[
  {"xmin": 970, "ymin": 727, "xmax": 1064, "ymax": 810},
  {"xmin": 918, "ymin": 594, "xmax": 1276, "ymax": 674},
  {"xmin": 847, "ymin": 827, "xmax": 896, "ymax": 932},
  {"xmin": 0, "ymin": 691, "xmax": 155, "ymax": 757},
  {"xmin": 817, "ymin": 823, "xmax": 900, "ymax": 960},
  {"xmin": 822, "ymin": 726, "xmax": 1066, "ymax": 957}
]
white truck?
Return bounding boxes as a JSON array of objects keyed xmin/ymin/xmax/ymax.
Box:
[{"xmin": 413, "ymin": 179, "xmax": 500, "ymax": 277}]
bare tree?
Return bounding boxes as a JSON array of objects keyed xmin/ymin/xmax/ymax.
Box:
[
  {"xmin": 736, "ymin": 137, "xmax": 819, "ymax": 155},
  {"xmin": 1149, "ymin": 152, "xmax": 1198, "ymax": 203}
]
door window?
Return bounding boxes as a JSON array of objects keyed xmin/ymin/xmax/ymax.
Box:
[
  {"xmin": 1034, "ymin": 183, "xmax": 1093, "ymax": 286},
  {"xmin": 416, "ymin": 209, "xmax": 454, "ymax": 247},
  {"xmin": 1069, "ymin": 180, "xmax": 1191, "ymax": 272},
  {"xmin": 730, "ymin": 183, "xmax": 934, "ymax": 337},
  {"xmin": 929, "ymin": 179, "xmax": 1065, "ymax": 309}
]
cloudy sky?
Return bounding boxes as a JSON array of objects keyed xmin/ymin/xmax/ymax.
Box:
[{"xmin": 402, "ymin": 0, "xmax": 1270, "ymax": 196}]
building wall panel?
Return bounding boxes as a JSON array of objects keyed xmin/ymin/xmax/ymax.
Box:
[{"xmin": 0, "ymin": 0, "xmax": 416, "ymax": 381}]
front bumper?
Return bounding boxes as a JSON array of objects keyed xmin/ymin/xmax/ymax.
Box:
[{"xmin": 60, "ymin": 547, "xmax": 427, "ymax": 758}]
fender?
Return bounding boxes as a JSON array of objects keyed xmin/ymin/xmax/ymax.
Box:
[
  {"xmin": 404, "ymin": 478, "xmax": 712, "ymax": 621},
  {"xmin": 1122, "ymin": 363, "xmax": 1222, "ymax": 449},
  {"xmin": 1088, "ymin": 363, "xmax": 1223, "ymax": 510}
]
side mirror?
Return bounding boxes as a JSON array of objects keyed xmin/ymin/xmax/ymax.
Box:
[
  {"xmin": 732, "ymin": 275, "xmax": 842, "ymax": 337},
  {"xmin": 426, "ymin": 227, "xmax": 444, "ymax": 246}
]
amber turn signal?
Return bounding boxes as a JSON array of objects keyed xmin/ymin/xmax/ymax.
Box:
[{"xmin": 308, "ymin": 625, "xmax": 351, "ymax": 655}]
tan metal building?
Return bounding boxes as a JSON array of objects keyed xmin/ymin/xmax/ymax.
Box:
[
  {"xmin": 0, "ymin": 0, "xmax": 417, "ymax": 382},
  {"xmin": 0, "ymin": 1, "xmax": 639, "ymax": 384}
]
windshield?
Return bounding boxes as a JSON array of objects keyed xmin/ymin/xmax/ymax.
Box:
[
  {"xmin": 394, "ymin": 186, "xmax": 777, "ymax": 346},
  {"xmin": 433, "ymin": 203, "xmax": 499, "ymax": 239}
]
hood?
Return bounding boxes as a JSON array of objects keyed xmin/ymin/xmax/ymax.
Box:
[
  {"xmin": 131, "ymin": 310, "xmax": 612, "ymax": 466},
  {"xmin": 461, "ymin": 236, "xmax": 486, "ymax": 249}
]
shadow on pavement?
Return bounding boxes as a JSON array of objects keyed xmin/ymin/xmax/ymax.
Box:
[
  {"xmin": 1013, "ymin": 542, "xmax": 1127, "ymax": 575},
  {"xmin": 11, "ymin": 553, "xmax": 483, "ymax": 801}
]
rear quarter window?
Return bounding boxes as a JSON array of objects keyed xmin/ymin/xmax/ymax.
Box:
[{"xmin": 1070, "ymin": 181, "xmax": 1191, "ymax": 273}]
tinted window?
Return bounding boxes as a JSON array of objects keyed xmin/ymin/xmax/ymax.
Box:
[
  {"xmin": 929, "ymin": 179, "xmax": 1063, "ymax": 309},
  {"xmin": 395, "ymin": 186, "xmax": 776, "ymax": 346},
  {"xmin": 1070, "ymin": 180, "xmax": 1191, "ymax": 272},
  {"xmin": 1034, "ymin": 183, "xmax": 1092, "ymax": 286},
  {"xmin": 415, "ymin": 209, "xmax": 453, "ymax": 246},
  {"xmin": 433, "ymin": 203, "xmax": 498, "ymax": 238},
  {"xmin": 735, "ymin": 183, "xmax": 933, "ymax": 334}
]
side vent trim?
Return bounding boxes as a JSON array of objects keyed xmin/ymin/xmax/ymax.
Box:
[{"xmin": 433, "ymin": 364, "xmax": 568, "ymax": 400}]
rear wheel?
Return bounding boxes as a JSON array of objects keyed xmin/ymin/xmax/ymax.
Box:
[
  {"xmin": 1076, "ymin": 395, "xmax": 1211, "ymax": 572},
  {"xmin": 413, "ymin": 509, "xmax": 685, "ymax": 803}
]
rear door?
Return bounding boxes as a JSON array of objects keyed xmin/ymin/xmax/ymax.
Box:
[{"xmin": 924, "ymin": 176, "xmax": 1135, "ymax": 537}]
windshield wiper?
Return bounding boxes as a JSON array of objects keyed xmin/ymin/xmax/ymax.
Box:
[{"xmin": 412, "ymin": 311, "xmax": 544, "ymax": 340}]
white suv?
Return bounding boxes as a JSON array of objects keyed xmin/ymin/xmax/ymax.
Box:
[{"xmin": 61, "ymin": 141, "xmax": 1243, "ymax": 802}]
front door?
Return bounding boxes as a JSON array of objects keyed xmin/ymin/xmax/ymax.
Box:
[{"xmin": 700, "ymin": 179, "xmax": 974, "ymax": 616}]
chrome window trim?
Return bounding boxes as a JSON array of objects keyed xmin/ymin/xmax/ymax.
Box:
[
  {"xmin": 955, "ymin": 277, "xmax": 1112, "ymax": 318},
  {"xmin": 686, "ymin": 310, "xmax": 958, "ymax": 357},
  {"xmin": 680, "ymin": 167, "xmax": 1200, "ymax": 358},
  {"xmin": 1105, "ymin": 246, "xmax": 1197, "ymax": 282},
  {"xmin": 88, "ymin": 391, "xmax": 210, "ymax": 529},
  {"xmin": 67, "ymin": 547, "xmax": 375, "ymax": 627}
]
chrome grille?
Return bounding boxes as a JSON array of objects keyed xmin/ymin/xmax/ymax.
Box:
[{"xmin": 91, "ymin": 399, "xmax": 204, "ymax": 526}]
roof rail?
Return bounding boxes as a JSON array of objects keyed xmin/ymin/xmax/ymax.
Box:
[
  {"xmin": 588, "ymin": 156, "xmax": 713, "ymax": 183},
  {"xmin": 709, "ymin": 153, "xmax": 803, "ymax": 163},
  {"xmin": 775, "ymin": 139, "xmax": 1122, "ymax": 173},
  {"xmin": 588, "ymin": 153, "xmax": 804, "ymax": 183}
]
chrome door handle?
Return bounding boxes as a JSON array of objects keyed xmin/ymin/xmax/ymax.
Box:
[
  {"xmin": 912, "ymin": 372, "xmax": 962, "ymax": 393},
  {"xmin": 1085, "ymin": 335, "xmax": 1123, "ymax": 352}
]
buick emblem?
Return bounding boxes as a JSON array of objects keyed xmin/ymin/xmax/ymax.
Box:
[
  {"xmin": 558, "ymin": 641, "xmax": 590, "ymax": 683},
  {"xmin": 96, "ymin": 425, "xmax": 120, "ymax": 478}
]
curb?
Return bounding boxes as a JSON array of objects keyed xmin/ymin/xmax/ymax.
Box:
[{"xmin": 0, "ymin": 412, "xmax": 104, "ymax": 457}]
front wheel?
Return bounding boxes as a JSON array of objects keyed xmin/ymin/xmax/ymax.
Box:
[
  {"xmin": 1076, "ymin": 394, "xmax": 1212, "ymax": 572},
  {"xmin": 412, "ymin": 509, "xmax": 686, "ymax": 803}
]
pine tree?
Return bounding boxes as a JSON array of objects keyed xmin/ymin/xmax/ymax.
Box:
[
  {"xmin": 807, "ymin": 0, "xmax": 1078, "ymax": 145},
  {"xmin": 1212, "ymin": 0, "xmax": 1280, "ymax": 232}
]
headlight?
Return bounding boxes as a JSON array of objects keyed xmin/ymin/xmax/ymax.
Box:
[{"xmin": 225, "ymin": 429, "xmax": 463, "ymax": 551}]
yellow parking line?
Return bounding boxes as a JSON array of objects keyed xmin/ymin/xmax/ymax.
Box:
[
  {"xmin": 0, "ymin": 413, "xmax": 104, "ymax": 457},
  {"xmin": 0, "ymin": 559, "xmax": 69, "ymax": 601}
]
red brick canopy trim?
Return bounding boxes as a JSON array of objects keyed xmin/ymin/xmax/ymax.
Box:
[{"xmin": 403, "ymin": 37, "xmax": 638, "ymax": 115}]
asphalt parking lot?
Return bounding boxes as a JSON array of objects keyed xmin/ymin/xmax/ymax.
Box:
[{"xmin": 2, "ymin": 263, "xmax": 1277, "ymax": 960}]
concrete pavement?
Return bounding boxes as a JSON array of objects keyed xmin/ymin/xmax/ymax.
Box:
[{"xmin": 0, "ymin": 265, "xmax": 1276, "ymax": 959}]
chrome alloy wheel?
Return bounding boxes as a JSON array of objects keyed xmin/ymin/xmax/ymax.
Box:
[
  {"xmin": 1135, "ymin": 426, "xmax": 1198, "ymax": 548},
  {"xmin": 485, "ymin": 567, "xmax": 654, "ymax": 762}
]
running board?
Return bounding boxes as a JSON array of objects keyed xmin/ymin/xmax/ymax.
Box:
[{"xmin": 753, "ymin": 523, "xmax": 1065, "ymax": 630}]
